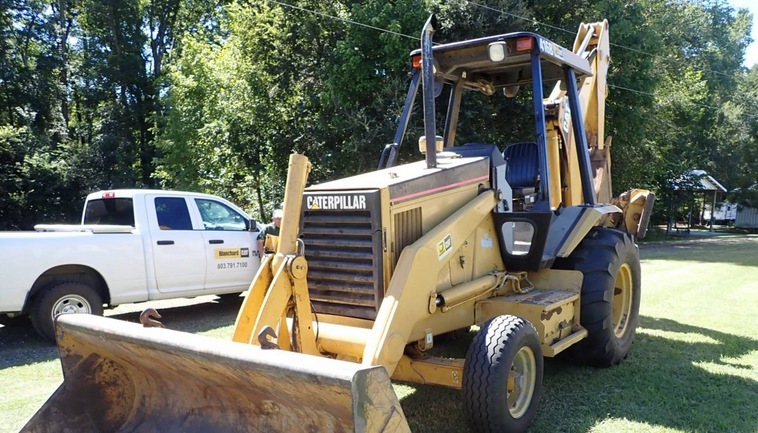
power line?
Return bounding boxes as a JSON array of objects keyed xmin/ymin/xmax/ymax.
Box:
[
  {"xmin": 463, "ymin": 1, "xmax": 576, "ymax": 37},
  {"xmin": 262, "ymin": 0, "xmax": 420, "ymax": 43},
  {"xmin": 608, "ymin": 84, "xmax": 758, "ymax": 120},
  {"xmin": 465, "ymin": 0, "xmax": 733, "ymax": 78},
  {"xmin": 265, "ymin": 0, "xmax": 733, "ymax": 79},
  {"xmin": 467, "ymin": 1, "xmax": 755, "ymax": 119},
  {"xmin": 261, "ymin": 0, "xmax": 756, "ymax": 121},
  {"xmin": 607, "ymin": 84, "xmax": 655, "ymax": 97}
]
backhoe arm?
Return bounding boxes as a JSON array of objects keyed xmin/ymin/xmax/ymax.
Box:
[{"xmin": 548, "ymin": 21, "xmax": 655, "ymax": 237}]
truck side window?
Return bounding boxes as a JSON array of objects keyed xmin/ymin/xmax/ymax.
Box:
[
  {"xmin": 155, "ymin": 197, "xmax": 193, "ymax": 230},
  {"xmin": 195, "ymin": 199, "xmax": 246, "ymax": 231}
]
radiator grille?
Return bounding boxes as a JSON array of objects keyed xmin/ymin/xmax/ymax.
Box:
[
  {"xmin": 301, "ymin": 207, "xmax": 381, "ymax": 320},
  {"xmin": 392, "ymin": 207, "xmax": 423, "ymax": 265}
]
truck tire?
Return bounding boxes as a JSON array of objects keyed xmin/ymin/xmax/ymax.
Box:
[
  {"xmin": 462, "ymin": 315, "xmax": 543, "ymax": 433},
  {"xmin": 557, "ymin": 227, "xmax": 641, "ymax": 367},
  {"xmin": 31, "ymin": 281, "xmax": 104, "ymax": 342}
]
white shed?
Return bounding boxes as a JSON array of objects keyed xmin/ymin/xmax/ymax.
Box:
[{"xmin": 736, "ymin": 206, "xmax": 758, "ymax": 228}]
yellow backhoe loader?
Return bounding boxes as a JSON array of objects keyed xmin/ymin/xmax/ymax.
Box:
[{"xmin": 24, "ymin": 15, "xmax": 654, "ymax": 433}]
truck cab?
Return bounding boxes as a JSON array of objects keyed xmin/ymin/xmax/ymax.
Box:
[{"xmin": 0, "ymin": 189, "xmax": 262, "ymax": 340}]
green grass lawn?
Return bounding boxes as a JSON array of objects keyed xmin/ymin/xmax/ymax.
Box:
[{"xmin": 2, "ymin": 236, "xmax": 758, "ymax": 433}]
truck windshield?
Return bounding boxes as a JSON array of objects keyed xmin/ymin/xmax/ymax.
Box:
[{"xmin": 84, "ymin": 198, "xmax": 135, "ymax": 226}]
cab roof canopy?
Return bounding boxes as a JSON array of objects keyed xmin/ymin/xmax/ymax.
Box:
[{"xmin": 410, "ymin": 32, "xmax": 592, "ymax": 92}]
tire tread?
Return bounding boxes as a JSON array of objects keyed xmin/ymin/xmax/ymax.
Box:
[
  {"xmin": 555, "ymin": 227, "xmax": 641, "ymax": 367},
  {"xmin": 462, "ymin": 315, "xmax": 542, "ymax": 433}
]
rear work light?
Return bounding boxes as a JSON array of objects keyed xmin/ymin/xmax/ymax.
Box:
[
  {"xmin": 412, "ymin": 55, "xmax": 421, "ymax": 68},
  {"xmin": 516, "ymin": 37, "xmax": 533, "ymax": 51}
]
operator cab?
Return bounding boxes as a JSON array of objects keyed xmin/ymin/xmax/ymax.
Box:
[{"xmin": 381, "ymin": 18, "xmax": 597, "ymax": 271}]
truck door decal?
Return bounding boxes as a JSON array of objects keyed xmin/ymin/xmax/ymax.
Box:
[{"xmin": 214, "ymin": 248, "xmax": 249, "ymax": 259}]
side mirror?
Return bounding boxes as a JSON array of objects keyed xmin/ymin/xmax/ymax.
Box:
[{"xmin": 247, "ymin": 219, "xmax": 257, "ymax": 232}]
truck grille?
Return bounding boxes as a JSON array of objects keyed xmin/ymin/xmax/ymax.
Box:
[{"xmin": 301, "ymin": 191, "xmax": 383, "ymax": 320}]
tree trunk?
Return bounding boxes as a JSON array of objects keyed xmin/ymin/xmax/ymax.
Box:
[
  {"xmin": 255, "ymin": 168, "xmax": 265, "ymax": 223},
  {"xmin": 53, "ymin": 1, "xmax": 70, "ymax": 127}
]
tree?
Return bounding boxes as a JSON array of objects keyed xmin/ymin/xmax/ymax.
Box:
[{"xmin": 1, "ymin": 0, "xmax": 755, "ymax": 231}]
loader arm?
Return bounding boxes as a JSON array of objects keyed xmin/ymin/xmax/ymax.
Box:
[
  {"xmin": 232, "ymin": 154, "xmax": 319, "ymax": 355},
  {"xmin": 362, "ymin": 190, "xmax": 501, "ymax": 374}
]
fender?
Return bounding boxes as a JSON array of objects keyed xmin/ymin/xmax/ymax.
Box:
[{"xmin": 544, "ymin": 204, "xmax": 622, "ymax": 258}]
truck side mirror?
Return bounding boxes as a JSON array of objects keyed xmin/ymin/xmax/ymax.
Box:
[{"xmin": 247, "ymin": 219, "xmax": 257, "ymax": 232}]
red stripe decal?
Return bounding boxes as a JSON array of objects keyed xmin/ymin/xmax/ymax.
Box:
[{"xmin": 392, "ymin": 175, "xmax": 489, "ymax": 203}]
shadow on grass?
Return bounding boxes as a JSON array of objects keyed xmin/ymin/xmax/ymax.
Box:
[
  {"xmin": 0, "ymin": 296, "xmax": 241, "ymax": 370},
  {"xmin": 399, "ymin": 316, "xmax": 758, "ymax": 433},
  {"xmin": 3, "ymin": 304, "xmax": 756, "ymax": 433}
]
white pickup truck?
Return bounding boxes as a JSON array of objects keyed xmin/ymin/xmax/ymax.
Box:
[{"xmin": 0, "ymin": 190, "xmax": 262, "ymax": 340}]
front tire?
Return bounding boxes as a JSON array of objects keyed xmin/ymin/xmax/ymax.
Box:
[
  {"xmin": 462, "ymin": 315, "xmax": 543, "ymax": 433},
  {"xmin": 557, "ymin": 227, "xmax": 641, "ymax": 366},
  {"xmin": 31, "ymin": 281, "xmax": 104, "ymax": 341}
]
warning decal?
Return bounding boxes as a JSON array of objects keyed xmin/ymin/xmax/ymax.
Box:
[{"xmin": 436, "ymin": 234, "xmax": 453, "ymax": 261}]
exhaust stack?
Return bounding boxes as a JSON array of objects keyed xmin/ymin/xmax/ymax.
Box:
[{"xmin": 420, "ymin": 14, "xmax": 438, "ymax": 169}]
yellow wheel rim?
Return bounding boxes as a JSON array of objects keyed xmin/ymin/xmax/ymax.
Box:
[
  {"xmin": 507, "ymin": 346, "xmax": 536, "ymax": 419},
  {"xmin": 612, "ymin": 263, "xmax": 633, "ymax": 338}
]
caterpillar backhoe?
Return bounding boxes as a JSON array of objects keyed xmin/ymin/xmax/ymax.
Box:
[{"xmin": 24, "ymin": 15, "xmax": 654, "ymax": 433}]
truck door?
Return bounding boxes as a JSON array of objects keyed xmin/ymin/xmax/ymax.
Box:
[
  {"xmin": 192, "ymin": 198, "xmax": 259, "ymax": 292},
  {"xmin": 146, "ymin": 195, "xmax": 206, "ymax": 293}
]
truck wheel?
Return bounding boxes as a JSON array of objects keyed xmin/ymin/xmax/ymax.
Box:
[
  {"xmin": 462, "ymin": 315, "xmax": 543, "ymax": 433},
  {"xmin": 557, "ymin": 227, "xmax": 641, "ymax": 367},
  {"xmin": 31, "ymin": 281, "xmax": 104, "ymax": 342}
]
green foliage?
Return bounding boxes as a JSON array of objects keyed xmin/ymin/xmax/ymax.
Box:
[
  {"xmin": 1, "ymin": 0, "xmax": 757, "ymax": 227},
  {"xmin": 155, "ymin": 1, "xmax": 310, "ymax": 220}
]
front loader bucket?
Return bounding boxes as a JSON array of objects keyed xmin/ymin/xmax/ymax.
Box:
[{"xmin": 22, "ymin": 315, "xmax": 410, "ymax": 433}]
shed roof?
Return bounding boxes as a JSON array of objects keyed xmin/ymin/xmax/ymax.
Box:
[
  {"xmin": 690, "ymin": 170, "xmax": 727, "ymax": 192},
  {"xmin": 672, "ymin": 170, "xmax": 727, "ymax": 193}
]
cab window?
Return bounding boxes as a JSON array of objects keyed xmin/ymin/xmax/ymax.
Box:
[
  {"xmin": 155, "ymin": 197, "xmax": 193, "ymax": 230},
  {"xmin": 84, "ymin": 198, "xmax": 135, "ymax": 226},
  {"xmin": 195, "ymin": 199, "xmax": 247, "ymax": 231}
]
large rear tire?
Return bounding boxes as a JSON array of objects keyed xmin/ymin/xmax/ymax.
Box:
[
  {"xmin": 462, "ymin": 315, "xmax": 543, "ymax": 433},
  {"xmin": 31, "ymin": 281, "xmax": 104, "ymax": 342},
  {"xmin": 557, "ymin": 227, "xmax": 641, "ymax": 366}
]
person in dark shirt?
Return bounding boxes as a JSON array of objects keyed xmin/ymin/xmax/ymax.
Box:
[{"xmin": 257, "ymin": 209, "xmax": 282, "ymax": 254}]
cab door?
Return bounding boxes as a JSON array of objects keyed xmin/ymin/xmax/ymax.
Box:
[
  {"xmin": 192, "ymin": 198, "xmax": 259, "ymax": 292},
  {"xmin": 146, "ymin": 195, "xmax": 206, "ymax": 293}
]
